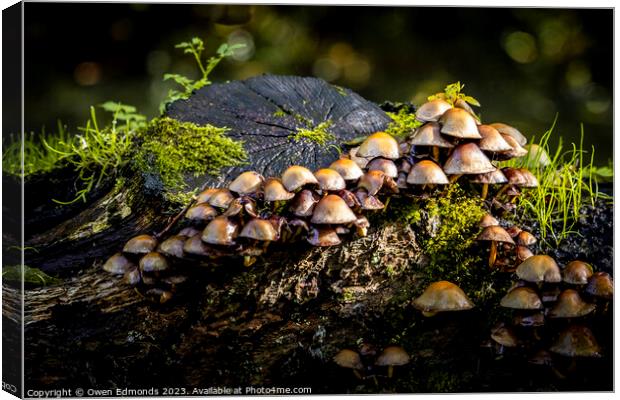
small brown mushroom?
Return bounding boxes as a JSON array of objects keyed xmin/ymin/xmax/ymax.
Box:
[
  {"xmin": 201, "ymin": 216, "xmax": 239, "ymax": 246},
  {"xmin": 183, "ymin": 234, "xmax": 214, "ymax": 257},
  {"xmin": 367, "ymin": 158, "xmax": 398, "ymax": 178},
  {"xmin": 416, "ymin": 99, "xmax": 452, "ymax": 122},
  {"xmin": 516, "ymin": 231, "xmax": 537, "ymax": 247},
  {"xmin": 439, "ymin": 108, "xmax": 482, "ymax": 139},
  {"xmin": 524, "ymin": 144, "xmax": 551, "ymax": 168},
  {"xmin": 489, "ymin": 122, "xmax": 527, "ymax": 146},
  {"xmin": 563, "ymin": 261, "xmax": 594, "ymax": 285},
  {"xmin": 333, "ymin": 349, "xmax": 364, "ymax": 379},
  {"xmin": 157, "ymin": 235, "xmax": 186, "ymax": 258},
  {"xmin": 223, "ymin": 196, "xmax": 258, "ymax": 218},
  {"xmin": 375, "ymin": 346, "xmax": 410, "ymax": 378},
  {"xmin": 550, "ymin": 325, "xmax": 602, "ymax": 358},
  {"xmin": 477, "ymin": 124, "xmax": 513, "ymax": 152},
  {"xmin": 469, "ymin": 169, "xmax": 508, "ymax": 200},
  {"xmin": 239, "ymin": 218, "xmax": 279, "ymax": 242},
  {"xmin": 479, "ymin": 214, "xmax": 499, "ymax": 228},
  {"xmin": 228, "ymin": 171, "xmax": 264, "ymax": 195},
  {"xmin": 139, "ymin": 252, "xmax": 169, "ymax": 273},
  {"xmin": 311, "ymin": 194, "xmax": 357, "ymax": 224},
  {"xmin": 476, "ymin": 225, "xmax": 515, "ymax": 267},
  {"xmin": 195, "ymin": 188, "xmax": 219, "ymax": 204},
  {"xmin": 548, "ymin": 289, "xmax": 595, "ymax": 319},
  {"xmin": 263, "ymin": 178, "xmax": 295, "ymax": 202},
  {"xmin": 406, "ymin": 159, "xmax": 449, "ymax": 187},
  {"xmin": 585, "ymin": 272, "xmax": 613, "ymax": 300},
  {"xmin": 336, "ymin": 189, "xmax": 362, "ymax": 209},
  {"xmin": 289, "ymin": 189, "xmax": 320, "ymax": 217},
  {"xmin": 443, "ymin": 143, "xmax": 496, "ymax": 181},
  {"xmin": 307, "ymin": 227, "xmax": 341, "ymax": 247},
  {"xmin": 500, "ymin": 286, "xmax": 543, "ymax": 310},
  {"xmin": 497, "ymin": 134, "xmax": 529, "ymax": 159},
  {"xmin": 185, "ymin": 203, "xmax": 218, "ymax": 223},
  {"xmin": 282, "ymin": 165, "xmax": 318, "ymax": 192},
  {"xmin": 123, "ymin": 234, "xmax": 158, "ymax": 255},
  {"xmin": 491, "ymin": 322, "xmax": 519, "ymax": 348},
  {"xmin": 314, "ymin": 168, "xmax": 347, "ymax": 191},
  {"xmin": 513, "ymin": 311, "xmax": 545, "ymax": 327},
  {"xmin": 103, "ymin": 253, "xmax": 134, "ymax": 275},
  {"xmin": 358, "ymin": 170, "xmax": 385, "ymax": 196},
  {"xmin": 356, "ymin": 132, "xmax": 400, "ymax": 160},
  {"xmin": 329, "ymin": 158, "xmax": 364, "ymax": 181},
  {"xmin": 349, "ymin": 146, "xmax": 369, "ymax": 168},
  {"xmin": 515, "ymin": 245, "xmax": 534, "ymax": 263},
  {"xmin": 124, "ymin": 267, "xmax": 141, "ymax": 286},
  {"xmin": 409, "ymin": 122, "xmax": 454, "ymax": 160},
  {"xmin": 207, "ymin": 188, "xmax": 235, "ymax": 209},
  {"xmin": 516, "ymin": 255, "xmax": 561, "ymax": 283},
  {"xmin": 354, "ymin": 189, "xmax": 385, "ymax": 210},
  {"xmin": 412, "ymin": 281, "xmax": 475, "ymax": 317}
]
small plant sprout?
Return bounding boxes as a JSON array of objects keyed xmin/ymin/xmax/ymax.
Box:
[{"xmin": 427, "ymin": 81, "xmax": 481, "ymax": 109}]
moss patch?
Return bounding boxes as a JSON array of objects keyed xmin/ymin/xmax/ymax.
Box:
[
  {"xmin": 135, "ymin": 117, "xmax": 247, "ymax": 202},
  {"xmin": 292, "ymin": 120, "xmax": 335, "ymax": 147},
  {"xmin": 2, "ymin": 265, "xmax": 61, "ymax": 286},
  {"xmin": 385, "ymin": 108, "xmax": 422, "ymax": 139}
]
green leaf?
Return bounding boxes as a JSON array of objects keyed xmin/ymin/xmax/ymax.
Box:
[{"xmin": 462, "ymin": 95, "xmax": 480, "ymax": 107}]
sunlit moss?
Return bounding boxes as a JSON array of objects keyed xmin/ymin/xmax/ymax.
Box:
[
  {"xmin": 2, "ymin": 265, "xmax": 61, "ymax": 286},
  {"xmin": 292, "ymin": 120, "xmax": 335, "ymax": 147},
  {"xmin": 385, "ymin": 108, "xmax": 422, "ymax": 139}
]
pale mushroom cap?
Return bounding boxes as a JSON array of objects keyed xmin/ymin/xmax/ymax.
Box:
[
  {"xmin": 412, "ymin": 281, "xmax": 475, "ymax": 313},
  {"xmin": 329, "ymin": 158, "xmax": 364, "ymax": 181},
  {"xmin": 502, "ymin": 167, "xmax": 539, "ymax": 188},
  {"xmin": 183, "ymin": 234, "xmax": 212, "ymax": 256},
  {"xmin": 563, "ymin": 261, "xmax": 594, "ymax": 285},
  {"xmin": 416, "ymin": 99, "xmax": 453, "ymax": 122},
  {"xmin": 491, "ymin": 323, "xmax": 518, "ymax": 347},
  {"xmin": 349, "ymin": 146, "xmax": 369, "ymax": 168},
  {"xmin": 367, "ymin": 158, "xmax": 398, "ymax": 178},
  {"xmin": 500, "ymin": 286, "xmax": 543, "ymax": 309},
  {"xmin": 103, "ymin": 253, "xmax": 134, "ymax": 275},
  {"xmin": 517, "ymin": 231, "xmax": 537, "ymax": 246},
  {"xmin": 479, "ymin": 214, "xmax": 499, "ymax": 228},
  {"xmin": 375, "ymin": 346, "xmax": 410, "ymax": 366},
  {"xmin": 506, "ymin": 226, "xmax": 522, "ymax": 237},
  {"xmin": 443, "ymin": 143, "xmax": 496, "ymax": 175},
  {"xmin": 157, "ymin": 235, "xmax": 186, "ymax": 258},
  {"xmin": 524, "ymin": 144, "xmax": 552, "ymax": 167},
  {"xmin": 333, "ymin": 349, "xmax": 363, "ymax": 370},
  {"xmin": 469, "ymin": 169, "xmax": 508, "ymax": 184},
  {"xmin": 478, "ymin": 125, "xmax": 514, "ymax": 152},
  {"xmin": 185, "ymin": 203, "xmax": 218, "ymax": 222},
  {"xmin": 499, "ymin": 134, "xmax": 529, "ymax": 158},
  {"xmin": 358, "ymin": 170, "xmax": 385, "ymax": 196},
  {"xmin": 314, "ymin": 168, "xmax": 347, "ymax": 191},
  {"xmin": 289, "ymin": 189, "xmax": 320, "ymax": 217},
  {"xmin": 409, "ymin": 122, "xmax": 454, "ymax": 148},
  {"xmin": 311, "ymin": 194, "xmax": 357, "ymax": 224},
  {"xmin": 548, "ymin": 289, "xmax": 595, "ymax": 318},
  {"xmin": 406, "ymin": 160, "xmax": 449, "ymax": 185},
  {"xmin": 139, "ymin": 252, "xmax": 169, "ymax": 273},
  {"xmin": 263, "ymin": 178, "xmax": 295, "ymax": 202},
  {"xmin": 207, "ymin": 188, "xmax": 235, "ymax": 209},
  {"xmin": 307, "ymin": 227, "xmax": 341, "ymax": 246},
  {"xmin": 454, "ymin": 98, "xmax": 479, "ymax": 118},
  {"xmin": 201, "ymin": 216, "xmax": 239, "ymax": 245},
  {"xmin": 516, "ymin": 245, "xmax": 534, "ymax": 262},
  {"xmin": 239, "ymin": 218, "xmax": 279, "ymax": 241},
  {"xmin": 550, "ymin": 325, "xmax": 602, "ymax": 358},
  {"xmin": 489, "ymin": 123, "xmax": 527, "ymax": 146},
  {"xmin": 195, "ymin": 188, "xmax": 219, "ymax": 204},
  {"xmin": 585, "ymin": 272, "xmax": 614, "ymax": 299},
  {"xmin": 282, "ymin": 165, "xmax": 319, "ymax": 191},
  {"xmin": 356, "ymin": 132, "xmax": 400, "ymax": 160},
  {"xmin": 123, "ymin": 234, "xmax": 158, "ymax": 254},
  {"xmin": 439, "ymin": 108, "xmax": 482, "ymax": 139},
  {"xmin": 178, "ymin": 227, "xmax": 201, "ymax": 237},
  {"xmin": 516, "ymin": 255, "xmax": 561, "ymax": 283},
  {"xmin": 476, "ymin": 226, "xmax": 515, "ymax": 244},
  {"xmin": 229, "ymin": 171, "xmax": 264, "ymax": 195}
]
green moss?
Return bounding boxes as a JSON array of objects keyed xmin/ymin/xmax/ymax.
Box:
[
  {"xmin": 332, "ymin": 84, "xmax": 348, "ymax": 96},
  {"xmin": 272, "ymin": 108, "xmax": 287, "ymax": 118},
  {"xmin": 385, "ymin": 108, "xmax": 423, "ymax": 139},
  {"xmin": 135, "ymin": 117, "xmax": 247, "ymax": 201},
  {"xmin": 2, "ymin": 265, "xmax": 61, "ymax": 286},
  {"xmin": 292, "ymin": 120, "xmax": 335, "ymax": 147}
]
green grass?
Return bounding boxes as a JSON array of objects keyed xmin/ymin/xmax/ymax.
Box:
[{"xmin": 501, "ymin": 119, "xmax": 612, "ymax": 247}]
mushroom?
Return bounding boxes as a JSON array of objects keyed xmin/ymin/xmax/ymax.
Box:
[
  {"xmin": 513, "ymin": 311, "xmax": 545, "ymax": 327},
  {"xmin": 416, "ymin": 99, "xmax": 452, "ymax": 122},
  {"xmin": 409, "ymin": 122, "xmax": 454, "ymax": 161},
  {"xmin": 201, "ymin": 216, "xmax": 239, "ymax": 246},
  {"xmin": 548, "ymin": 289, "xmax": 595, "ymax": 319},
  {"xmin": 195, "ymin": 188, "xmax": 219, "ymax": 204},
  {"xmin": 500, "ymin": 286, "xmax": 543, "ymax": 310},
  {"xmin": 502, "ymin": 167, "xmax": 539, "ymax": 188},
  {"xmin": 157, "ymin": 235, "xmax": 186, "ymax": 258},
  {"xmin": 228, "ymin": 171, "xmax": 264, "ymax": 195},
  {"xmin": 356, "ymin": 132, "xmax": 400, "ymax": 160},
  {"xmin": 185, "ymin": 203, "xmax": 218, "ymax": 223},
  {"xmin": 443, "ymin": 143, "xmax": 496, "ymax": 182},
  {"xmin": 358, "ymin": 170, "xmax": 385, "ymax": 196},
  {"xmin": 177, "ymin": 227, "xmax": 201, "ymax": 237},
  {"xmin": 506, "ymin": 226, "xmax": 522, "ymax": 238},
  {"xmin": 515, "ymin": 245, "xmax": 534, "ymax": 263},
  {"xmin": 353, "ymin": 216, "xmax": 370, "ymax": 237},
  {"xmin": 145, "ymin": 288, "xmax": 174, "ymax": 304},
  {"xmin": 355, "ymin": 189, "xmax": 385, "ymax": 210},
  {"xmin": 490, "ymin": 322, "xmax": 519, "ymax": 350},
  {"xmin": 123, "ymin": 234, "xmax": 158, "ymax": 255},
  {"xmin": 329, "ymin": 158, "xmax": 364, "ymax": 181},
  {"xmin": 124, "ymin": 267, "xmax": 141, "ymax": 286},
  {"xmin": 103, "ymin": 253, "xmax": 134, "ymax": 275},
  {"xmin": 469, "ymin": 169, "xmax": 508, "ymax": 200},
  {"xmin": 516, "ymin": 231, "xmax": 537, "ymax": 247},
  {"xmin": 496, "ymin": 134, "xmax": 529, "ymax": 160},
  {"xmin": 314, "ymin": 168, "xmax": 347, "ymax": 191},
  {"xmin": 349, "ymin": 146, "xmax": 369, "ymax": 168},
  {"xmin": 307, "ymin": 227, "xmax": 341, "ymax": 247},
  {"xmin": 550, "ymin": 325, "xmax": 602, "ymax": 358},
  {"xmin": 439, "ymin": 108, "xmax": 482, "ymax": 139},
  {"xmin": 516, "ymin": 255, "xmax": 562, "ymax": 284},
  {"xmin": 479, "ymin": 214, "xmax": 499, "ymax": 228},
  {"xmin": 477, "ymin": 125, "xmax": 513, "ymax": 153},
  {"xmin": 282, "ymin": 165, "xmax": 318, "ymax": 192},
  {"xmin": 454, "ymin": 98, "xmax": 479, "ymax": 120},
  {"xmin": 585, "ymin": 272, "xmax": 613, "ymax": 300},
  {"xmin": 406, "ymin": 159, "xmax": 449, "ymax": 188},
  {"xmin": 183, "ymin": 234, "xmax": 215, "ymax": 257},
  {"xmin": 563, "ymin": 261, "xmax": 594, "ymax": 285},
  {"xmin": 412, "ymin": 281, "xmax": 475, "ymax": 317},
  {"xmin": 223, "ymin": 196, "xmax": 258, "ymax": 218},
  {"xmin": 333, "ymin": 349, "xmax": 364, "ymax": 379},
  {"xmin": 138, "ymin": 252, "xmax": 169, "ymax": 273},
  {"xmin": 311, "ymin": 194, "xmax": 357, "ymax": 225},
  {"xmin": 289, "ymin": 189, "xmax": 320, "ymax": 217},
  {"xmin": 207, "ymin": 188, "xmax": 235, "ymax": 209},
  {"xmin": 375, "ymin": 346, "xmax": 410, "ymax": 378},
  {"xmin": 366, "ymin": 158, "xmax": 399, "ymax": 178},
  {"xmin": 489, "ymin": 122, "xmax": 527, "ymax": 146},
  {"xmin": 524, "ymin": 144, "xmax": 551, "ymax": 168},
  {"xmin": 263, "ymin": 178, "xmax": 295, "ymax": 202},
  {"xmin": 476, "ymin": 225, "xmax": 515, "ymax": 267},
  {"xmin": 336, "ymin": 189, "xmax": 362, "ymax": 209},
  {"xmin": 239, "ymin": 218, "xmax": 279, "ymax": 266}
]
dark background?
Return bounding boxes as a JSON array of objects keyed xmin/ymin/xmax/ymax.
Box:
[{"xmin": 23, "ymin": 4, "xmax": 613, "ymax": 162}]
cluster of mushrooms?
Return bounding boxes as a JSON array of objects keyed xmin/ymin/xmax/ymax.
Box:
[{"xmin": 334, "ymin": 345, "xmax": 410, "ymax": 380}]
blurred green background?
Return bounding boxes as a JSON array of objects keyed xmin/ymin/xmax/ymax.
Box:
[{"xmin": 23, "ymin": 4, "xmax": 613, "ymax": 162}]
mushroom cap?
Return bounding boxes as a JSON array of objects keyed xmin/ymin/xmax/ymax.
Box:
[
  {"xmin": 355, "ymin": 189, "xmax": 385, "ymax": 210},
  {"xmin": 223, "ymin": 196, "xmax": 258, "ymax": 218},
  {"xmin": 282, "ymin": 165, "xmax": 319, "ymax": 191},
  {"xmin": 406, "ymin": 160, "xmax": 449, "ymax": 185},
  {"xmin": 550, "ymin": 325, "xmax": 602, "ymax": 358},
  {"xmin": 443, "ymin": 143, "xmax": 496, "ymax": 175},
  {"xmin": 477, "ymin": 125, "xmax": 514, "ymax": 152},
  {"xmin": 329, "ymin": 158, "xmax": 364, "ymax": 181},
  {"xmin": 356, "ymin": 132, "xmax": 400, "ymax": 160},
  {"xmin": 289, "ymin": 189, "xmax": 320, "ymax": 217},
  {"xmin": 585, "ymin": 272, "xmax": 614, "ymax": 299},
  {"xmin": 333, "ymin": 349, "xmax": 363, "ymax": 370},
  {"xmin": 307, "ymin": 227, "xmax": 341, "ymax": 247},
  {"xmin": 195, "ymin": 188, "xmax": 219, "ymax": 204},
  {"xmin": 358, "ymin": 170, "xmax": 385, "ymax": 196},
  {"xmin": 476, "ymin": 225, "xmax": 515, "ymax": 244},
  {"xmin": 516, "ymin": 255, "xmax": 561, "ymax": 283},
  {"xmin": 185, "ymin": 203, "xmax": 218, "ymax": 222},
  {"xmin": 207, "ymin": 188, "xmax": 235, "ymax": 209},
  {"xmin": 479, "ymin": 214, "xmax": 499, "ymax": 228},
  {"xmin": 314, "ymin": 168, "xmax": 347, "ymax": 191},
  {"xmin": 157, "ymin": 235, "xmax": 186, "ymax": 258},
  {"xmin": 367, "ymin": 158, "xmax": 398, "ymax": 178},
  {"xmin": 516, "ymin": 231, "xmax": 537, "ymax": 246},
  {"xmin": 502, "ymin": 167, "xmax": 539, "ymax": 188},
  {"xmin": 123, "ymin": 234, "xmax": 158, "ymax": 254},
  {"xmin": 506, "ymin": 226, "xmax": 522, "ymax": 237},
  {"xmin": 439, "ymin": 108, "xmax": 482, "ymax": 139},
  {"xmin": 409, "ymin": 122, "xmax": 454, "ymax": 148},
  {"xmin": 491, "ymin": 323, "xmax": 519, "ymax": 347},
  {"xmin": 177, "ymin": 227, "xmax": 201, "ymax": 237},
  {"xmin": 469, "ymin": 169, "xmax": 508, "ymax": 185},
  {"xmin": 516, "ymin": 245, "xmax": 534, "ymax": 262},
  {"xmin": 183, "ymin": 234, "xmax": 213, "ymax": 256},
  {"xmin": 548, "ymin": 289, "xmax": 595, "ymax": 318},
  {"xmin": 349, "ymin": 146, "xmax": 369, "ymax": 168},
  {"xmin": 201, "ymin": 216, "xmax": 239, "ymax": 246},
  {"xmin": 524, "ymin": 144, "xmax": 552, "ymax": 167},
  {"xmin": 375, "ymin": 346, "xmax": 410, "ymax": 366},
  {"xmin": 263, "ymin": 178, "xmax": 295, "ymax": 201},
  {"xmin": 103, "ymin": 253, "xmax": 134, "ymax": 275},
  {"xmin": 416, "ymin": 99, "xmax": 453, "ymax": 122},
  {"xmin": 124, "ymin": 267, "xmax": 141, "ymax": 286},
  {"xmin": 239, "ymin": 218, "xmax": 279, "ymax": 241},
  {"xmin": 412, "ymin": 281, "xmax": 475, "ymax": 313},
  {"xmin": 563, "ymin": 261, "xmax": 594, "ymax": 285},
  {"xmin": 229, "ymin": 171, "xmax": 264, "ymax": 195},
  {"xmin": 489, "ymin": 122, "xmax": 527, "ymax": 146},
  {"xmin": 513, "ymin": 311, "xmax": 545, "ymax": 327},
  {"xmin": 498, "ymin": 134, "xmax": 529, "ymax": 159},
  {"xmin": 311, "ymin": 194, "xmax": 357, "ymax": 224},
  {"xmin": 500, "ymin": 286, "xmax": 543, "ymax": 309},
  {"xmin": 139, "ymin": 252, "xmax": 169, "ymax": 273},
  {"xmin": 454, "ymin": 98, "xmax": 479, "ymax": 118},
  {"xmin": 336, "ymin": 189, "xmax": 361, "ymax": 209}
]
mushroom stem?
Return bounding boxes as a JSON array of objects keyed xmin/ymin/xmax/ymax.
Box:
[
  {"xmin": 481, "ymin": 183, "xmax": 489, "ymax": 200},
  {"xmin": 494, "ymin": 183, "xmax": 510, "ymax": 200},
  {"xmin": 422, "ymin": 311, "xmax": 437, "ymax": 317},
  {"xmin": 449, "ymin": 174, "xmax": 462, "ymax": 184},
  {"xmin": 387, "ymin": 365, "xmax": 394, "ymax": 379},
  {"xmin": 489, "ymin": 241, "xmax": 498, "ymax": 268},
  {"xmin": 432, "ymin": 146, "xmax": 440, "ymax": 161},
  {"xmin": 244, "ymin": 256, "xmax": 257, "ymax": 267}
]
